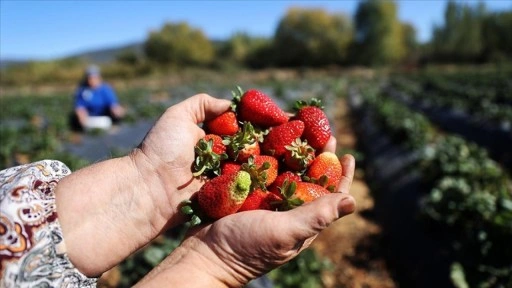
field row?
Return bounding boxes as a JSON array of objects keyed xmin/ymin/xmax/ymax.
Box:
[
  {"xmin": 388, "ymin": 72, "xmax": 512, "ymax": 171},
  {"xmin": 349, "ymin": 81, "xmax": 512, "ymax": 287}
]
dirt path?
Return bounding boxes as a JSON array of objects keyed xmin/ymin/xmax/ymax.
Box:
[{"xmin": 312, "ymin": 98, "xmax": 396, "ymax": 288}]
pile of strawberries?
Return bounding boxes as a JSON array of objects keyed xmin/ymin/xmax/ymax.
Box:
[{"xmin": 187, "ymin": 87, "xmax": 342, "ymax": 221}]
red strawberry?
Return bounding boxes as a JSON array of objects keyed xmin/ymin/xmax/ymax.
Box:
[
  {"xmin": 294, "ymin": 98, "xmax": 331, "ymax": 150},
  {"xmin": 225, "ymin": 122, "xmax": 261, "ymax": 163},
  {"xmin": 283, "ymin": 138, "xmax": 315, "ymax": 171},
  {"xmin": 204, "ymin": 134, "xmax": 226, "ymax": 154},
  {"xmin": 254, "ymin": 155, "xmax": 278, "ymax": 186},
  {"xmin": 279, "ymin": 181, "xmax": 330, "ymax": 209},
  {"xmin": 305, "ymin": 152, "xmax": 342, "ymax": 192},
  {"xmin": 198, "ymin": 171, "xmax": 251, "ymax": 219},
  {"xmin": 238, "ymin": 189, "xmax": 282, "ymax": 211},
  {"xmin": 242, "ymin": 155, "xmax": 279, "ymax": 189},
  {"xmin": 193, "ymin": 134, "xmax": 228, "ymax": 176},
  {"xmin": 268, "ymin": 171, "xmax": 302, "ymax": 196},
  {"xmin": 221, "ymin": 161, "xmax": 241, "ymax": 175},
  {"xmin": 205, "ymin": 111, "xmax": 239, "ymax": 136},
  {"xmin": 237, "ymin": 142, "xmax": 260, "ymax": 163},
  {"xmin": 261, "ymin": 120, "xmax": 304, "ymax": 158},
  {"xmin": 233, "ymin": 87, "xmax": 288, "ymax": 128}
]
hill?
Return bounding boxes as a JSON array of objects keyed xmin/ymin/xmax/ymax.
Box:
[
  {"xmin": 0, "ymin": 42, "xmax": 144, "ymax": 70},
  {"xmin": 0, "ymin": 59, "xmax": 29, "ymax": 69},
  {"xmin": 0, "ymin": 39, "xmax": 229, "ymax": 70},
  {"xmin": 70, "ymin": 42, "xmax": 144, "ymax": 63}
]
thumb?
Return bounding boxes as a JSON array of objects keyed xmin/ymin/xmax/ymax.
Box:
[
  {"xmin": 284, "ymin": 193, "xmax": 356, "ymax": 240},
  {"xmin": 181, "ymin": 93, "xmax": 231, "ymax": 124}
]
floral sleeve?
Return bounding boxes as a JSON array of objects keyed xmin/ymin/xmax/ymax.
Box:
[{"xmin": 0, "ymin": 160, "xmax": 97, "ymax": 287}]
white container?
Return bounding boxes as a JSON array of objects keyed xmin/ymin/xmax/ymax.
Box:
[{"xmin": 84, "ymin": 116, "xmax": 112, "ymax": 131}]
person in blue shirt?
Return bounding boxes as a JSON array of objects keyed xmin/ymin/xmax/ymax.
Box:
[{"xmin": 71, "ymin": 65, "xmax": 125, "ymax": 131}]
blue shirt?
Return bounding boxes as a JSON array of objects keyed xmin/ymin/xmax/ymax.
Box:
[{"xmin": 74, "ymin": 83, "xmax": 119, "ymax": 116}]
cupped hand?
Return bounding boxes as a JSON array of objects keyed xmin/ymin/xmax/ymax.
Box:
[
  {"xmin": 189, "ymin": 152, "xmax": 355, "ymax": 286},
  {"xmin": 134, "ymin": 93, "xmax": 231, "ymax": 228},
  {"xmin": 57, "ymin": 94, "xmax": 231, "ymax": 277},
  {"xmin": 137, "ymin": 137, "xmax": 356, "ymax": 287}
]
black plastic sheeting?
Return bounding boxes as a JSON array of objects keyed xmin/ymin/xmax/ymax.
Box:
[
  {"xmin": 348, "ymin": 90, "xmax": 455, "ymax": 288},
  {"xmin": 387, "ymin": 87, "xmax": 512, "ymax": 172}
]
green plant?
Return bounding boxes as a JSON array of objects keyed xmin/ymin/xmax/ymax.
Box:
[
  {"xmin": 118, "ymin": 236, "xmax": 181, "ymax": 287},
  {"xmin": 357, "ymin": 81, "xmax": 512, "ymax": 287},
  {"xmin": 420, "ymin": 136, "xmax": 512, "ymax": 287},
  {"xmin": 362, "ymin": 87, "xmax": 434, "ymax": 149},
  {"xmin": 268, "ymin": 249, "xmax": 332, "ymax": 288}
]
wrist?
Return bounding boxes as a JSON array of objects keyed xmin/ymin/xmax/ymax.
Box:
[
  {"xmin": 136, "ymin": 235, "xmax": 245, "ymax": 288},
  {"xmin": 128, "ymin": 147, "xmax": 190, "ymax": 229},
  {"xmin": 56, "ymin": 153, "xmax": 177, "ymax": 276}
]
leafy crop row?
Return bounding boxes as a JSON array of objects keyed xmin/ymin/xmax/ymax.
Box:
[
  {"xmin": 390, "ymin": 73, "xmax": 512, "ymax": 125},
  {"xmin": 359, "ymin": 86, "xmax": 512, "ymax": 287}
]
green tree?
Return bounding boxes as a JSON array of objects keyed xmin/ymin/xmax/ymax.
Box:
[
  {"xmin": 401, "ymin": 22, "xmax": 418, "ymax": 63},
  {"xmin": 482, "ymin": 11, "xmax": 512, "ymax": 61},
  {"xmin": 431, "ymin": 1, "xmax": 487, "ymax": 62},
  {"xmin": 273, "ymin": 8, "xmax": 353, "ymax": 67},
  {"xmin": 144, "ymin": 22, "xmax": 214, "ymax": 66},
  {"xmin": 219, "ymin": 32, "xmax": 272, "ymax": 66},
  {"xmin": 116, "ymin": 49, "xmax": 140, "ymax": 66},
  {"xmin": 354, "ymin": 0, "xmax": 406, "ymax": 66}
]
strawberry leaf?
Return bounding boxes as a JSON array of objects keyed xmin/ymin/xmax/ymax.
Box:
[
  {"xmin": 241, "ymin": 156, "xmax": 268, "ymax": 191},
  {"xmin": 193, "ymin": 138, "xmax": 224, "ymax": 176},
  {"xmin": 189, "ymin": 215, "xmax": 202, "ymax": 226},
  {"xmin": 181, "ymin": 205, "xmax": 193, "ymax": 215},
  {"xmin": 293, "ymin": 98, "xmax": 324, "ymax": 111}
]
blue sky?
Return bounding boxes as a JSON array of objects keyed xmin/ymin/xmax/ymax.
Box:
[{"xmin": 1, "ymin": 0, "xmax": 511, "ymax": 60}]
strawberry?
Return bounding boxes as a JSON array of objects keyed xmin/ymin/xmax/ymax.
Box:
[
  {"xmin": 253, "ymin": 155, "xmax": 278, "ymax": 186},
  {"xmin": 238, "ymin": 189, "xmax": 282, "ymax": 211},
  {"xmin": 233, "ymin": 87, "xmax": 288, "ymax": 128},
  {"xmin": 241, "ymin": 155, "xmax": 279, "ymax": 190},
  {"xmin": 294, "ymin": 98, "xmax": 331, "ymax": 150},
  {"xmin": 204, "ymin": 134, "xmax": 226, "ymax": 154},
  {"xmin": 279, "ymin": 181, "xmax": 330, "ymax": 209},
  {"xmin": 224, "ymin": 122, "xmax": 261, "ymax": 163},
  {"xmin": 236, "ymin": 142, "xmax": 260, "ymax": 163},
  {"xmin": 198, "ymin": 171, "xmax": 251, "ymax": 219},
  {"xmin": 305, "ymin": 152, "xmax": 342, "ymax": 192},
  {"xmin": 283, "ymin": 138, "xmax": 315, "ymax": 171},
  {"xmin": 268, "ymin": 171, "xmax": 302, "ymax": 196},
  {"xmin": 193, "ymin": 134, "xmax": 228, "ymax": 176},
  {"xmin": 261, "ymin": 120, "xmax": 304, "ymax": 158},
  {"xmin": 221, "ymin": 161, "xmax": 241, "ymax": 175},
  {"xmin": 205, "ymin": 111, "xmax": 239, "ymax": 136}
]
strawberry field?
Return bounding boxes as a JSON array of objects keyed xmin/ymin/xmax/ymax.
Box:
[
  {"xmin": 1, "ymin": 68, "xmax": 511, "ymax": 287},
  {"xmin": 350, "ymin": 69, "xmax": 512, "ymax": 288}
]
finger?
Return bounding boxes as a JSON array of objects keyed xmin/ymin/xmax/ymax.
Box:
[
  {"xmin": 338, "ymin": 154, "xmax": 355, "ymax": 194},
  {"xmin": 284, "ymin": 193, "xmax": 356, "ymax": 240},
  {"xmin": 179, "ymin": 93, "xmax": 232, "ymax": 124},
  {"xmin": 321, "ymin": 136, "xmax": 337, "ymax": 153}
]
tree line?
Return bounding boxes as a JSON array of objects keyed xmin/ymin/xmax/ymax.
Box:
[
  {"xmin": 143, "ymin": 0, "xmax": 511, "ymax": 68},
  {"xmin": 1, "ymin": 0, "xmax": 511, "ymax": 86}
]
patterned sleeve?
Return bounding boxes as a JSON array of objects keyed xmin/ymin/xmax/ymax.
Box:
[{"xmin": 0, "ymin": 160, "xmax": 97, "ymax": 287}]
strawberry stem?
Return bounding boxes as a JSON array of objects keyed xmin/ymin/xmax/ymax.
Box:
[
  {"xmin": 231, "ymin": 85, "xmax": 245, "ymax": 110},
  {"xmin": 293, "ymin": 97, "xmax": 325, "ymax": 111}
]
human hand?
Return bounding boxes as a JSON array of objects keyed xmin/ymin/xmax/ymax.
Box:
[
  {"xmin": 57, "ymin": 94, "xmax": 230, "ymax": 276},
  {"xmin": 137, "ymin": 139, "xmax": 356, "ymax": 287},
  {"xmin": 133, "ymin": 94, "xmax": 232, "ymax": 227},
  {"xmin": 111, "ymin": 104, "xmax": 126, "ymax": 118}
]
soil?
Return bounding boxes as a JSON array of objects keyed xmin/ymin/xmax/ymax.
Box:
[{"xmin": 312, "ymin": 98, "xmax": 397, "ymax": 288}]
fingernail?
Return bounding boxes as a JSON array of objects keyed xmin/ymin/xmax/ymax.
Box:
[{"xmin": 338, "ymin": 196, "xmax": 355, "ymax": 215}]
